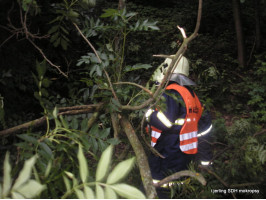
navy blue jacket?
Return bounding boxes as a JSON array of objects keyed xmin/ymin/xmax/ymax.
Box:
[{"xmin": 148, "ymin": 83, "xmax": 212, "ymax": 180}]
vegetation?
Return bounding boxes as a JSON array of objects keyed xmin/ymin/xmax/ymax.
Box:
[{"xmin": 0, "ymin": 0, "xmax": 265, "ymax": 198}]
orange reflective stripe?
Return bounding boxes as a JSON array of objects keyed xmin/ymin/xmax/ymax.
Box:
[
  {"xmin": 151, "ymin": 126, "xmax": 162, "ymax": 133},
  {"xmin": 151, "ymin": 137, "xmax": 158, "ymax": 143}
]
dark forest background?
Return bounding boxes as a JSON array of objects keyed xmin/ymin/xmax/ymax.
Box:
[{"xmin": 0, "ymin": 0, "xmax": 265, "ymax": 199}]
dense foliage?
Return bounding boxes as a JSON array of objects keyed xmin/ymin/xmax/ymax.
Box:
[{"xmin": 0, "ymin": 0, "xmax": 265, "ymax": 198}]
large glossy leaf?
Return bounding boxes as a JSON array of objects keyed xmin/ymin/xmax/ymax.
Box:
[
  {"xmin": 77, "ymin": 144, "xmax": 89, "ymax": 183},
  {"xmin": 13, "ymin": 155, "xmax": 37, "ymax": 190},
  {"xmin": 110, "ymin": 184, "xmax": 146, "ymax": 199},
  {"xmin": 96, "ymin": 145, "xmax": 113, "ymax": 181},
  {"xmin": 106, "ymin": 157, "xmax": 136, "ymax": 184}
]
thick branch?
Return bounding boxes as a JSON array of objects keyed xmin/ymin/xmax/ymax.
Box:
[
  {"xmin": 153, "ymin": 170, "xmax": 206, "ymax": 188},
  {"xmin": 120, "ymin": 115, "xmax": 157, "ymax": 199},
  {"xmin": 0, "ymin": 103, "xmax": 103, "ymax": 137}
]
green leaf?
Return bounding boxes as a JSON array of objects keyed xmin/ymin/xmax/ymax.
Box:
[
  {"xmin": 104, "ymin": 186, "xmax": 117, "ymax": 199},
  {"xmin": 96, "ymin": 184, "xmax": 104, "ymax": 199},
  {"xmin": 11, "ymin": 191, "xmax": 24, "ymax": 199},
  {"xmin": 84, "ymin": 186, "xmax": 94, "ymax": 199},
  {"xmin": 36, "ymin": 61, "xmax": 46, "ymax": 78},
  {"xmin": 0, "ymin": 183, "xmax": 2, "ymax": 197},
  {"xmin": 64, "ymin": 171, "xmax": 75, "ymax": 179},
  {"xmin": 74, "ymin": 189, "xmax": 85, "ymax": 199},
  {"xmin": 107, "ymin": 157, "xmax": 136, "ymax": 184},
  {"xmin": 59, "ymin": 115, "xmax": 69, "ymax": 129},
  {"xmin": 44, "ymin": 160, "xmax": 52, "ymax": 178},
  {"xmin": 110, "ymin": 184, "xmax": 146, "ymax": 199},
  {"xmin": 52, "ymin": 106, "xmax": 58, "ymax": 118},
  {"xmin": 63, "ymin": 175, "xmax": 71, "ymax": 192},
  {"xmin": 124, "ymin": 63, "xmax": 152, "ymax": 72},
  {"xmin": 15, "ymin": 180, "xmax": 45, "ymax": 198},
  {"xmin": 39, "ymin": 142, "xmax": 53, "ymax": 159},
  {"xmin": 13, "ymin": 155, "xmax": 37, "ymax": 190},
  {"xmin": 42, "ymin": 78, "xmax": 52, "ymax": 88},
  {"xmin": 3, "ymin": 152, "xmax": 11, "ymax": 197},
  {"xmin": 96, "ymin": 145, "xmax": 113, "ymax": 181},
  {"xmin": 17, "ymin": 134, "xmax": 38, "ymax": 145},
  {"xmin": 48, "ymin": 25, "xmax": 59, "ymax": 34},
  {"xmin": 78, "ymin": 144, "xmax": 89, "ymax": 183},
  {"xmin": 100, "ymin": 9, "xmax": 118, "ymax": 18}
]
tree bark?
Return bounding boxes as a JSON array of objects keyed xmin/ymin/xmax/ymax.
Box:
[
  {"xmin": 120, "ymin": 115, "xmax": 157, "ymax": 199},
  {"xmin": 232, "ymin": 0, "xmax": 246, "ymax": 67},
  {"xmin": 254, "ymin": 0, "xmax": 261, "ymax": 52},
  {"xmin": 0, "ymin": 103, "xmax": 104, "ymax": 137}
]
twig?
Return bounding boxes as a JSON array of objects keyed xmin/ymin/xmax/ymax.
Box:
[
  {"xmin": 253, "ymin": 129, "xmax": 266, "ymax": 137},
  {"xmin": 199, "ymin": 166, "xmax": 228, "ymax": 187},
  {"xmin": 114, "ymin": 82, "xmax": 154, "ymax": 96},
  {"xmin": 27, "ymin": 38, "xmax": 68, "ymax": 78},
  {"xmin": 73, "ymin": 22, "xmax": 102, "ymax": 63},
  {"xmin": 104, "ymin": 69, "xmax": 119, "ymax": 100},
  {"xmin": 177, "ymin": 26, "xmax": 187, "ymax": 38},
  {"xmin": 152, "ymin": 54, "xmax": 174, "ymax": 59}
]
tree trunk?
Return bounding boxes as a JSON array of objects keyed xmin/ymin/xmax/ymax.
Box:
[
  {"xmin": 118, "ymin": 0, "xmax": 125, "ymax": 10},
  {"xmin": 232, "ymin": 0, "xmax": 246, "ymax": 67},
  {"xmin": 254, "ymin": 0, "xmax": 261, "ymax": 52}
]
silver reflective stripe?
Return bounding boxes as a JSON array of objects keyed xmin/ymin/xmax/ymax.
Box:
[
  {"xmin": 198, "ymin": 124, "xmax": 212, "ymax": 137},
  {"xmin": 157, "ymin": 111, "xmax": 172, "ymax": 128},
  {"xmin": 201, "ymin": 161, "xmax": 210, "ymax": 166},
  {"xmin": 180, "ymin": 141, "xmax": 197, "ymax": 152},
  {"xmin": 201, "ymin": 161, "xmax": 213, "ymax": 166},
  {"xmin": 151, "ymin": 130, "xmax": 161, "ymax": 139},
  {"xmin": 180, "ymin": 131, "xmax": 197, "ymax": 141},
  {"xmin": 153, "ymin": 179, "xmax": 184, "ymax": 188},
  {"xmin": 145, "ymin": 108, "xmax": 154, "ymax": 121},
  {"xmin": 151, "ymin": 141, "xmax": 156, "ymax": 147},
  {"xmin": 174, "ymin": 118, "xmax": 185, "ymax": 125}
]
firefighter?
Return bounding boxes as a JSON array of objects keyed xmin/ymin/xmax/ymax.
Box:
[{"xmin": 145, "ymin": 55, "xmax": 213, "ymax": 198}]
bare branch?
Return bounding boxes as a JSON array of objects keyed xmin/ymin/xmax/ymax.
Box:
[
  {"xmin": 114, "ymin": 82, "xmax": 153, "ymax": 96},
  {"xmin": 27, "ymin": 38, "xmax": 68, "ymax": 78},
  {"xmin": 0, "ymin": 103, "xmax": 104, "ymax": 137},
  {"xmin": 153, "ymin": 170, "xmax": 206, "ymax": 188},
  {"xmin": 177, "ymin": 26, "xmax": 187, "ymax": 38},
  {"xmin": 73, "ymin": 22, "xmax": 102, "ymax": 63}
]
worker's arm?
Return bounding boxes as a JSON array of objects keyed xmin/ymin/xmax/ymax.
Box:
[{"xmin": 145, "ymin": 90, "xmax": 186, "ymax": 132}]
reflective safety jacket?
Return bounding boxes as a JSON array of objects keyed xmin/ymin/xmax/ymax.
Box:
[
  {"xmin": 146, "ymin": 82, "xmax": 212, "ymax": 180},
  {"xmin": 166, "ymin": 84, "xmax": 203, "ymax": 154}
]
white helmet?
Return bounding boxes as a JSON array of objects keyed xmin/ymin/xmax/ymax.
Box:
[{"xmin": 151, "ymin": 55, "xmax": 196, "ymax": 86}]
